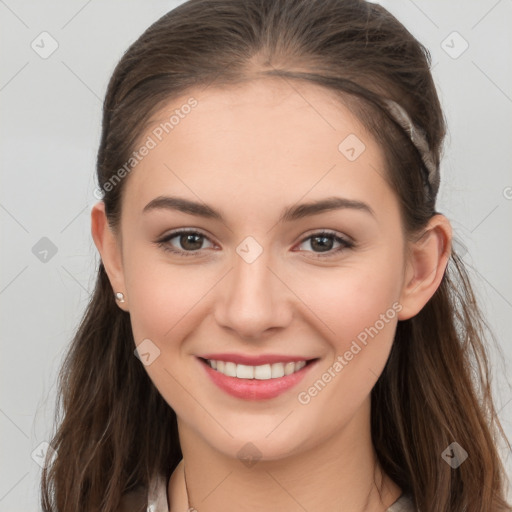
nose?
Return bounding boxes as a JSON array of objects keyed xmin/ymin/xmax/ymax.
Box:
[{"xmin": 213, "ymin": 247, "xmax": 293, "ymax": 340}]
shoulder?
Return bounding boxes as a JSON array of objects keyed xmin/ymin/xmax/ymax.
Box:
[
  {"xmin": 117, "ymin": 475, "xmax": 169, "ymax": 512},
  {"xmin": 118, "ymin": 485, "xmax": 148, "ymax": 512},
  {"xmin": 386, "ymin": 493, "xmax": 416, "ymax": 512}
]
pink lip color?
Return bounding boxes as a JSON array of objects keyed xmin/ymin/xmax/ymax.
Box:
[
  {"xmin": 199, "ymin": 352, "xmax": 311, "ymax": 366},
  {"xmin": 198, "ymin": 357, "xmax": 317, "ymax": 401}
]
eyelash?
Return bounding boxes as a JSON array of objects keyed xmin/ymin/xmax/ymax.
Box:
[{"xmin": 155, "ymin": 229, "xmax": 354, "ymax": 258}]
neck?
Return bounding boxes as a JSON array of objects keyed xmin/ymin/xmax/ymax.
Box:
[{"xmin": 168, "ymin": 399, "xmax": 401, "ymax": 512}]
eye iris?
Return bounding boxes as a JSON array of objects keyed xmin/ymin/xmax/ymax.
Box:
[
  {"xmin": 311, "ymin": 235, "xmax": 333, "ymax": 252},
  {"xmin": 180, "ymin": 233, "xmax": 203, "ymax": 250}
]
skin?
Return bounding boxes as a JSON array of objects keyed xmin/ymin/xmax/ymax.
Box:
[{"xmin": 92, "ymin": 77, "xmax": 452, "ymax": 511}]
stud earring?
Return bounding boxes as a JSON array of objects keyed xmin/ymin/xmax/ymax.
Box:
[{"xmin": 115, "ymin": 292, "xmax": 125, "ymax": 303}]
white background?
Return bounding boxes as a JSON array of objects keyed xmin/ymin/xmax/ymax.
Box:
[{"xmin": 1, "ymin": 0, "xmax": 511, "ymax": 509}]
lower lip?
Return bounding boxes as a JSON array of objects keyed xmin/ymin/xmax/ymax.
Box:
[{"xmin": 198, "ymin": 358, "xmax": 317, "ymax": 400}]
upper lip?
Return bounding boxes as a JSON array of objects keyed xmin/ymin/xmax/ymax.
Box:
[{"xmin": 198, "ymin": 353, "xmax": 317, "ymax": 366}]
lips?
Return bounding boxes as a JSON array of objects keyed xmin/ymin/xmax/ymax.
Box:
[
  {"xmin": 199, "ymin": 352, "xmax": 314, "ymax": 366},
  {"xmin": 197, "ymin": 355, "xmax": 318, "ymax": 400}
]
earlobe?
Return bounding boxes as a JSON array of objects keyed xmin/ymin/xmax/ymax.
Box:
[
  {"xmin": 397, "ymin": 214, "xmax": 452, "ymax": 321},
  {"xmin": 91, "ymin": 202, "xmax": 128, "ymax": 310}
]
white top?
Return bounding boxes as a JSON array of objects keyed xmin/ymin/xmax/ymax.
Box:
[{"xmin": 146, "ymin": 474, "xmax": 416, "ymax": 512}]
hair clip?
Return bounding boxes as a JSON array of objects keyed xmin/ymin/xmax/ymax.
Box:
[{"xmin": 382, "ymin": 98, "xmax": 439, "ymax": 198}]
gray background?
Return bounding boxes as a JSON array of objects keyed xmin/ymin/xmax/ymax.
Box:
[{"xmin": 1, "ymin": 0, "xmax": 511, "ymax": 509}]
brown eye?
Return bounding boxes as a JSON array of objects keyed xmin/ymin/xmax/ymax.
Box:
[
  {"xmin": 177, "ymin": 233, "xmax": 204, "ymax": 251},
  {"xmin": 309, "ymin": 234, "xmax": 335, "ymax": 252},
  {"xmin": 296, "ymin": 231, "xmax": 353, "ymax": 257},
  {"xmin": 157, "ymin": 229, "xmax": 215, "ymax": 256}
]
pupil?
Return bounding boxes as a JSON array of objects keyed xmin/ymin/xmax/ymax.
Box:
[
  {"xmin": 181, "ymin": 234, "xmax": 202, "ymax": 250},
  {"xmin": 178, "ymin": 234, "xmax": 334, "ymax": 252},
  {"xmin": 311, "ymin": 235, "xmax": 332, "ymax": 252}
]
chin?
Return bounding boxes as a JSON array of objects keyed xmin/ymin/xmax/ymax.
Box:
[{"xmin": 196, "ymin": 416, "xmax": 318, "ymax": 463}]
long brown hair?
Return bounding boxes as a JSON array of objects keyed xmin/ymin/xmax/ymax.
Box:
[{"xmin": 41, "ymin": 0, "xmax": 511, "ymax": 510}]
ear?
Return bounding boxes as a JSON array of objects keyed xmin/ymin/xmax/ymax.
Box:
[
  {"xmin": 397, "ymin": 214, "xmax": 452, "ymax": 321},
  {"xmin": 91, "ymin": 201, "xmax": 129, "ymax": 311}
]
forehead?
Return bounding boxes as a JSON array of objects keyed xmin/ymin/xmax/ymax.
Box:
[
  {"xmin": 121, "ymin": 77, "xmax": 391, "ymax": 220},
  {"xmin": 147, "ymin": 77, "xmax": 371, "ymax": 147}
]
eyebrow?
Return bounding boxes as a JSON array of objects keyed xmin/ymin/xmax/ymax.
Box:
[{"xmin": 142, "ymin": 195, "xmax": 375, "ymax": 222}]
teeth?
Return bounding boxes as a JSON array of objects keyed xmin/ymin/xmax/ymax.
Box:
[
  {"xmin": 236, "ymin": 364, "xmax": 254, "ymax": 379},
  {"xmin": 224, "ymin": 361, "xmax": 237, "ymax": 377},
  {"xmin": 271, "ymin": 362, "xmax": 284, "ymax": 378},
  {"xmin": 254, "ymin": 364, "xmax": 271, "ymax": 380},
  {"xmin": 206, "ymin": 359, "xmax": 308, "ymax": 380},
  {"xmin": 284, "ymin": 362, "xmax": 295, "ymax": 376}
]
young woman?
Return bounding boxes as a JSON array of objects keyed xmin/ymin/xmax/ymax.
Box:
[{"xmin": 41, "ymin": 0, "xmax": 511, "ymax": 511}]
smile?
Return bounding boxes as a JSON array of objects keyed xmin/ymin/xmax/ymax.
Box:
[
  {"xmin": 198, "ymin": 356, "xmax": 318, "ymax": 400},
  {"xmin": 206, "ymin": 359, "xmax": 307, "ymax": 379}
]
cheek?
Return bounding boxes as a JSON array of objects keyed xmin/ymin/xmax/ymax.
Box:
[
  {"xmin": 123, "ymin": 245, "xmax": 216, "ymax": 344},
  {"xmin": 291, "ymin": 256, "xmax": 404, "ymax": 405},
  {"xmin": 290, "ymin": 259, "xmax": 403, "ymax": 347},
  {"xmin": 123, "ymin": 251, "xmax": 215, "ymax": 411}
]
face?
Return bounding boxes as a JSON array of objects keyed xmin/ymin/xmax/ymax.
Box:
[{"xmin": 103, "ymin": 78, "xmax": 414, "ymax": 461}]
